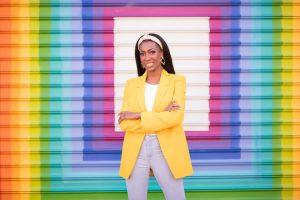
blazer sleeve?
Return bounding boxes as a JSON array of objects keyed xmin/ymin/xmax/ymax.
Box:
[
  {"xmin": 119, "ymin": 80, "xmax": 146, "ymax": 134},
  {"xmin": 140, "ymin": 75, "xmax": 186, "ymax": 132}
]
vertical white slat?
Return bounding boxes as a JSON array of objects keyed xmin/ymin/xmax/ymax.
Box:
[{"xmin": 114, "ymin": 17, "xmax": 210, "ymax": 131}]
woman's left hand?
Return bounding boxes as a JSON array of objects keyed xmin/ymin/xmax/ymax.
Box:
[
  {"xmin": 118, "ymin": 111, "xmax": 141, "ymax": 124},
  {"xmin": 164, "ymin": 101, "xmax": 180, "ymax": 112}
]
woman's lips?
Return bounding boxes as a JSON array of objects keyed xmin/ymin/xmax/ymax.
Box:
[{"xmin": 146, "ymin": 63, "xmax": 154, "ymax": 67}]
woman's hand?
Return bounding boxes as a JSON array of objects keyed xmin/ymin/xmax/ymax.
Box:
[
  {"xmin": 118, "ymin": 111, "xmax": 141, "ymax": 124},
  {"xmin": 118, "ymin": 101, "xmax": 180, "ymax": 124},
  {"xmin": 164, "ymin": 101, "xmax": 181, "ymax": 112}
]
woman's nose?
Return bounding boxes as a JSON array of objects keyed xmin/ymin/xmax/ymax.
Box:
[{"xmin": 144, "ymin": 53, "xmax": 150, "ymax": 61}]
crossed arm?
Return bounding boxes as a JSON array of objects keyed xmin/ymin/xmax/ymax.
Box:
[{"xmin": 118, "ymin": 76, "xmax": 186, "ymax": 133}]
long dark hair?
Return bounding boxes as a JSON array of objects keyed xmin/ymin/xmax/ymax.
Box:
[{"xmin": 135, "ymin": 33, "xmax": 175, "ymax": 76}]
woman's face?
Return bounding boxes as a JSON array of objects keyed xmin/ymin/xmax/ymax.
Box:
[{"xmin": 138, "ymin": 40, "xmax": 163, "ymax": 73}]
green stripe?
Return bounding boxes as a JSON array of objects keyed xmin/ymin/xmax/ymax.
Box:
[
  {"xmin": 40, "ymin": 3, "xmax": 52, "ymax": 194},
  {"xmin": 42, "ymin": 191, "xmax": 282, "ymax": 200}
]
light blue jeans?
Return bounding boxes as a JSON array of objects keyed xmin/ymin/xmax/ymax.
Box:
[{"xmin": 125, "ymin": 135, "xmax": 186, "ymax": 200}]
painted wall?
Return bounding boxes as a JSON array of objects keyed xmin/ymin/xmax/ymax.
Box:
[{"xmin": 0, "ymin": 0, "xmax": 299, "ymax": 199}]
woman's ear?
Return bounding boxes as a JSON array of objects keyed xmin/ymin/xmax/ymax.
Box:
[{"xmin": 159, "ymin": 49, "xmax": 164, "ymax": 57}]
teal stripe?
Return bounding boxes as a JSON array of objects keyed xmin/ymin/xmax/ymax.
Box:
[
  {"xmin": 271, "ymin": 2, "xmax": 282, "ymax": 192},
  {"xmin": 49, "ymin": 4, "xmax": 63, "ymax": 193}
]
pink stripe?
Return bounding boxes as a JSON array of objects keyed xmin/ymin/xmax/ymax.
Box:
[
  {"xmin": 103, "ymin": 6, "xmax": 220, "ymax": 17},
  {"xmin": 100, "ymin": 6, "xmax": 226, "ymax": 138},
  {"xmin": 102, "ymin": 15, "xmax": 117, "ymax": 137}
]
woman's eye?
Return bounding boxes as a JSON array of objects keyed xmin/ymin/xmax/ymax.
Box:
[
  {"xmin": 150, "ymin": 51, "xmax": 156, "ymax": 54},
  {"xmin": 139, "ymin": 52, "xmax": 144, "ymax": 56}
]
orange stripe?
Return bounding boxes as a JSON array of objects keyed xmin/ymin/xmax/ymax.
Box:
[
  {"xmin": 293, "ymin": 4, "xmax": 300, "ymax": 200},
  {"xmin": 11, "ymin": 4, "xmax": 23, "ymax": 199},
  {"xmin": 0, "ymin": 5, "xmax": 11, "ymax": 200}
]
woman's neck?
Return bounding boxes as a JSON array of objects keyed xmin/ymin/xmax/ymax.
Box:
[{"xmin": 146, "ymin": 67, "xmax": 162, "ymax": 84}]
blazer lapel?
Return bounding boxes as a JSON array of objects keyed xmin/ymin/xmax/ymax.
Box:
[
  {"xmin": 135, "ymin": 72, "xmax": 147, "ymax": 112},
  {"xmin": 135, "ymin": 69, "xmax": 170, "ymax": 112},
  {"xmin": 153, "ymin": 69, "xmax": 170, "ymax": 111}
]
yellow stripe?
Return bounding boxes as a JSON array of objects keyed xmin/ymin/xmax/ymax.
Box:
[
  {"xmin": 292, "ymin": 3, "xmax": 300, "ymax": 200},
  {"xmin": 29, "ymin": 4, "xmax": 41, "ymax": 200},
  {"xmin": 281, "ymin": 4, "xmax": 294, "ymax": 200},
  {"xmin": 16, "ymin": 4, "xmax": 30, "ymax": 200}
]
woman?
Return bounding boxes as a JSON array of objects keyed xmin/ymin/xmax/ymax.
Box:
[{"xmin": 118, "ymin": 33, "xmax": 193, "ymax": 200}]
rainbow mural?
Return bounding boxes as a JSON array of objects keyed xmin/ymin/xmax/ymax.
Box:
[{"xmin": 0, "ymin": 0, "xmax": 299, "ymax": 199}]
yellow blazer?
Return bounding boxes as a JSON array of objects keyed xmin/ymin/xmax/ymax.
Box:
[{"xmin": 119, "ymin": 69, "xmax": 193, "ymax": 179}]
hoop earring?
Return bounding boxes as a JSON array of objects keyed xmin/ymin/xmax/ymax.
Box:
[{"xmin": 160, "ymin": 57, "xmax": 166, "ymax": 65}]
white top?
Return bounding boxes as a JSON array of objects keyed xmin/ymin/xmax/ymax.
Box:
[
  {"xmin": 145, "ymin": 83, "xmax": 159, "ymax": 111},
  {"xmin": 145, "ymin": 82, "xmax": 159, "ymax": 135}
]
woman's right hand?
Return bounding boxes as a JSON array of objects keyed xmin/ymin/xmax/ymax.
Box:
[
  {"xmin": 164, "ymin": 101, "xmax": 180, "ymax": 112},
  {"xmin": 118, "ymin": 111, "xmax": 141, "ymax": 124}
]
